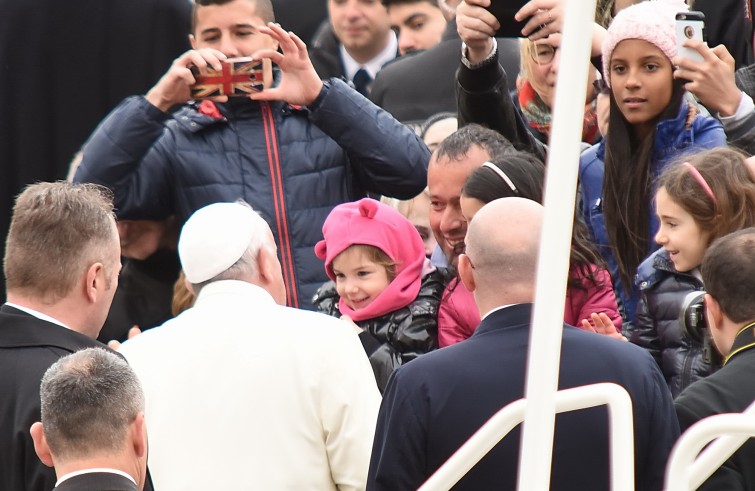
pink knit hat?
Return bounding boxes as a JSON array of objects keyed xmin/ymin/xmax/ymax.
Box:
[
  {"xmin": 315, "ymin": 198, "xmax": 426, "ymax": 322},
  {"xmin": 602, "ymin": 0, "xmax": 688, "ymax": 87}
]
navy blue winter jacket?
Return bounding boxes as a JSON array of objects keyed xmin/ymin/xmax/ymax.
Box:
[
  {"xmin": 631, "ymin": 248, "xmax": 715, "ymax": 398},
  {"xmin": 74, "ymin": 78, "xmax": 429, "ymax": 309},
  {"xmin": 578, "ymin": 99, "xmax": 725, "ymax": 326}
]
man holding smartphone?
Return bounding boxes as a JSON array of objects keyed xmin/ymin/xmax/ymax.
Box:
[{"xmin": 74, "ymin": 0, "xmax": 430, "ymax": 310}]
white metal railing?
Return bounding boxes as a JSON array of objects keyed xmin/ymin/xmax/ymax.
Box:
[
  {"xmin": 664, "ymin": 401, "xmax": 755, "ymax": 491},
  {"xmin": 419, "ymin": 383, "xmax": 634, "ymax": 491}
]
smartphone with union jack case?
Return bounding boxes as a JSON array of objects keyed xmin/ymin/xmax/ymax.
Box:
[{"xmin": 190, "ymin": 57, "xmax": 272, "ymax": 99}]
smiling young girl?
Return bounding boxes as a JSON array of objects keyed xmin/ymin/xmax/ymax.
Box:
[
  {"xmin": 629, "ymin": 148, "xmax": 755, "ymax": 397},
  {"xmin": 579, "ymin": 0, "xmax": 726, "ymax": 329},
  {"xmin": 312, "ymin": 198, "xmax": 448, "ymax": 392}
]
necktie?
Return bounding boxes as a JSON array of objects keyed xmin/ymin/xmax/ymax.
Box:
[{"xmin": 352, "ymin": 68, "xmax": 372, "ymax": 96}]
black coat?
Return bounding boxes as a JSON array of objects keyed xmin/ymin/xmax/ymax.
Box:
[
  {"xmin": 367, "ymin": 303, "xmax": 679, "ymax": 491},
  {"xmin": 695, "ymin": 0, "xmax": 753, "ymax": 70},
  {"xmin": 0, "ymin": 0, "xmax": 191, "ymax": 298},
  {"xmin": 54, "ymin": 472, "xmax": 138, "ymax": 491},
  {"xmin": 312, "ymin": 269, "xmax": 449, "ymax": 392},
  {"xmin": 630, "ymin": 249, "xmax": 716, "ymax": 398},
  {"xmin": 456, "ymin": 48, "xmax": 548, "ymax": 162},
  {"xmin": 675, "ymin": 329, "xmax": 755, "ymax": 491},
  {"xmin": 370, "ymin": 20, "xmax": 521, "ymax": 127},
  {"xmin": 99, "ymin": 250, "xmax": 181, "ymax": 344},
  {"xmin": 0, "ymin": 306, "xmax": 106, "ymax": 491},
  {"xmin": 272, "ymin": 0, "xmax": 327, "ymax": 45}
]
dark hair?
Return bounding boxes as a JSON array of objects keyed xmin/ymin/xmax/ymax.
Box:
[
  {"xmin": 461, "ymin": 152, "xmax": 607, "ymax": 289},
  {"xmin": 40, "ymin": 348, "xmax": 144, "ymax": 460},
  {"xmin": 192, "ymin": 0, "xmax": 275, "ymax": 33},
  {"xmin": 702, "ymin": 228, "xmax": 755, "ymax": 323},
  {"xmin": 435, "ymin": 124, "xmax": 515, "ymax": 163},
  {"xmin": 462, "ymin": 152, "xmax": 545, "ymax": 202},
  {"xmin": 602, "ymin": 77, "xmax": 685, "ymax": 292},
  {"xmin": 420, "ymin": 111, "xmax": 457, "ymax": 140},
  {"xmin": 659, "ymin": 147, "xmax": 755, "ymax": 247}
]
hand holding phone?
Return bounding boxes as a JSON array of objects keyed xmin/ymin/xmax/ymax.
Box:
[
  {"xmin": 485, "ymin": 0, "xmax": 531, "ymax": 38},
  {"xmin": 675, "ymin": 11, "xmax": 705, "ymax": 64}
]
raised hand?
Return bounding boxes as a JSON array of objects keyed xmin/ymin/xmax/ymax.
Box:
[
  {"xmin": 250, "ymin": 23, "xmax": 324, "ymax": 107},
  {"xmin": 515, "ymin": 0, "xmax": 564, "ymax": 40},
  {"xmin": 146, "ymin": 49, "xmax": 228, "ymax": 112},
  {"xmin": 582, "ymin": 312, "xmax": 628, "ymax": 341},
  {"xmin": 456, "ymin": 0, "xmax": 498, "ymax": 64},
  {"xmin": 674, "ymin": 41, "xmax": 741, "ymax": 117}
]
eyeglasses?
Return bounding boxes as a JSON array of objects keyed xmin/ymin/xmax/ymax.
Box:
[
  {"xmin": 530, "ymin": 43, "xmax": 557, "ymax": 65},
  {"xmin": 592, "ymin": 78, "xmax": 610, "ymax": 95}
]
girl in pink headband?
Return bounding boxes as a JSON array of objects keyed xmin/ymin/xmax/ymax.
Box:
[{"xmin": 627, "ymin": 148, "xmax": 755, "ymax": 397}]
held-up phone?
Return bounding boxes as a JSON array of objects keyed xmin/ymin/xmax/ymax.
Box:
[
  {"xmin": 675, "ymin": 11, "xmax": 705, "ymax": 64},
  {"xmin": 484, "ymin": 0, "xmax": 535, "ymax": 38},
  {"xmin": 190, "ymin": 57, "xmax": 272, "ymax": 99}
]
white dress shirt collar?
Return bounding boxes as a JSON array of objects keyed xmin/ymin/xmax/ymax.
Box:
[
  {"xmin": 340, "ymin": 30, "xmax": 397, "ymax": 81},
  {"xmin": 4, "ymin": 302, "xmax": 70, "ymax": 330}
]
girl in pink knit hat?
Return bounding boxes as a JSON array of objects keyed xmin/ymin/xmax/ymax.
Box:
[
  {"xmin": 313, "ymin": 198, "xmax": 449, "ymax": 392},
  {"xmin": 578, "ymin": 0, "xmax": 726, "ymax": 331}
]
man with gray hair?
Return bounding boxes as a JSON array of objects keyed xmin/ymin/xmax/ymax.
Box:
[
  {"xmin": 0, "ymin": 182, "xmax": 124, "ymax": 491},
  {"xmin": 118, "ymin": 201, "xmax": 381, "ymax": 491},
  {"xmin": 367, "ymin": 198, "xmax": 679, "ymax": 491},
  {"xmin": 29, "ymin": 348, "xmax": 148, "ymax": 491}
]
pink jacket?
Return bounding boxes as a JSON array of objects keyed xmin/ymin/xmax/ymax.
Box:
[{"xmin": 438, "ymin": 267, "xmax": 622, "ymax": 348}]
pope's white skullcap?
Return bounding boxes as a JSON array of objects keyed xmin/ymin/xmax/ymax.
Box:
[{"xmin": 178, "ymin": 202, "xmax": 263, "ymax": 284}]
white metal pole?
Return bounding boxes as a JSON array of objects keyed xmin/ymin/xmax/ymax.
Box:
[{"xmin": 516, "ymin": 0, "xmax": 599, "ymax": 489}]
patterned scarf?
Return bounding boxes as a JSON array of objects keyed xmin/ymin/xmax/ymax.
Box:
[{"xmin": 518, "ymin": 80, "xmax": 600, "ymax": 144}]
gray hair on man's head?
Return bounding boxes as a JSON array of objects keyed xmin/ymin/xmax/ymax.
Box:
[{"xmin": 39, "ymin": 348, "xmax": 144, "ymax": 461}]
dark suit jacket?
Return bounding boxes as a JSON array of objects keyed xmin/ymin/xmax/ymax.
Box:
[
  {"xmin": 0, "ymin": 305, "xmax": 105, "ymax": 491},
  {"xmin": 675, "ymin": 343, "xmax": 755, "ymax": 491},
  {"xmin": 54, "ymin": 471, "xmax": 138, "ymax": 491},
  {"xmin": 368, "ymin": 303, "xmax": 679, "ymax": 491},
  {"xmin": 308, "ymin": 20, "xmax": 399, "ymax": 85},
  {"xmin": 369, "ymin": 20, "xmax": 521, "ymax": 127}
]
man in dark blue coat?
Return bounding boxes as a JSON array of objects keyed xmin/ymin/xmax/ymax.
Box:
[
  {"xmin": 74, "ymin": 0, "xmax": 429, "ymax": 310},
  {"xmin": 367, "ymin": 198, "xmax": 679, "ymax": 491}
]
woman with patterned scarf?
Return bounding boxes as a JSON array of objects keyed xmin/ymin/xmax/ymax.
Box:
[{"xmin": 515, "ymin": 38, "xmax": 601, "ymax": 145}]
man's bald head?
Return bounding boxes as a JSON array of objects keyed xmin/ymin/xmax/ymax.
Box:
[{"xmin": 463, "ymin": 198, "xmax": 543, "ymax": 310}]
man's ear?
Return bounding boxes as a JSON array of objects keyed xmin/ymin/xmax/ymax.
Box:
[
  {"xmin": 189, "ymin": 34, "xmax": 197, "ymax": 50},
  {"xmin": 256, "ymin": 247, "xmax": 275, "ymax": 285},
  {"xmin": 705, "ymin": 293, "xmax": 723, "ymax": 333},
  {"xmin": 30, "ymin": 422, "xmax": 54, "ymax": 468},
  {"xmin": 458, "ymin": 253, "xmax": 476, "ymax": 293},
  {"xmin": 85, "ymin": 262, "xmax": 105, "ymax": 303},
  {"xmin": 130, "ymin": 412, "xmax": 148, "ymax": 459}
]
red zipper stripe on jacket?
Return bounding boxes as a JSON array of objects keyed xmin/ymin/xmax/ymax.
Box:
[{"xmin": 261, "ymin": 102, "xmax": 299, "ymax": 308}]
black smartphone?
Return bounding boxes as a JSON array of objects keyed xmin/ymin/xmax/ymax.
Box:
[{"xmin": 484, "ymin": 0, "xmax": 533, "ymax": 38}]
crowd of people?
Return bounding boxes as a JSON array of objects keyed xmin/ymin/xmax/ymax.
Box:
[{"xmin": 2, "ymin": 0, "xmax": 755, "ymax": 489}]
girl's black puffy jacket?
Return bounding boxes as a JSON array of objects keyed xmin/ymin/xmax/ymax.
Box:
[
  {"xmin": 312, "ymin": 268, "xmax": 450, "ymax": 393},
  {"xmin": 629, "ymin": 248, "xmax": 717, "ymax": 398}
]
